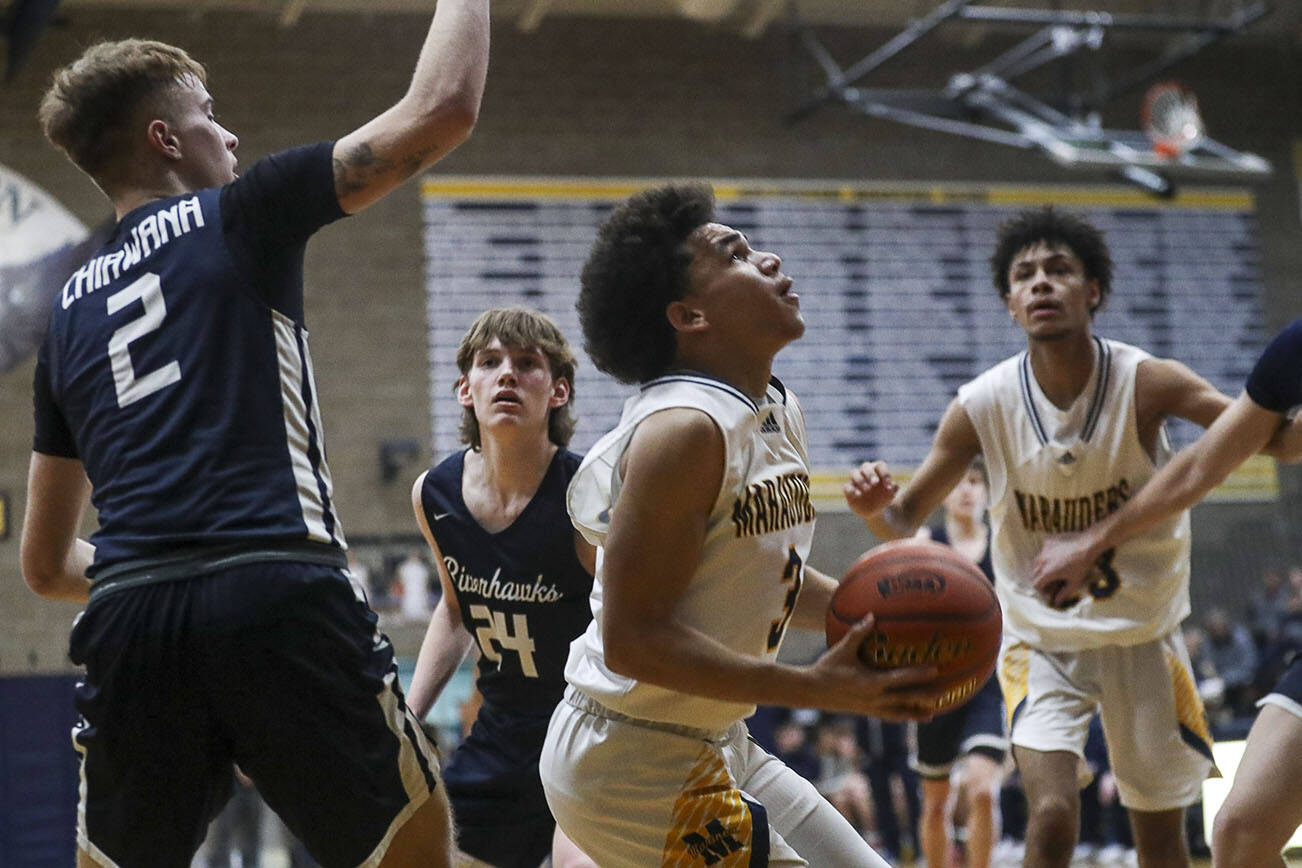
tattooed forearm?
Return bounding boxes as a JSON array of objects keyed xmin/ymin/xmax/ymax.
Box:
[
  {"xmin": 334, "ymin": 139, "xmax": 445, "ymax": 201},
  {"xmin": 333, "ymin": 141, "xmax": 388, "ymax": 198}
]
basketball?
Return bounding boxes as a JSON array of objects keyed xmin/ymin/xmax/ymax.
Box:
[{"xmin": 826, "ymin": 539, "xmax": 1002, "ymax": 714}]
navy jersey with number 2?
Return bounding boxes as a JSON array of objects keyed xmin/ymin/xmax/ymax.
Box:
[{"xmin": 32, "ymin": 142, "xmax": 347, "ymax": 582}]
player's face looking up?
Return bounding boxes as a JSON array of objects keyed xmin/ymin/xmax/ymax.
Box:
[
  {"xmin": 457, "ymin": 337, "xmax": 570, "ymax": 435},
  {"xmin": 1004, "ymin": 241, "xmax": 1100, "ymax": 342},
  {"xmin": 160, "ymin": 77, "xmax": 239, "ymax": 188},
  {"xmin": 680, "ymin": 222, "xmax": 805, "ymax": 350}
]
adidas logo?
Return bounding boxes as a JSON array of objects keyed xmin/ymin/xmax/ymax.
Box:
[{"xmin": 759, "ymin": 412, "xmax": 780, "ymax": 434}]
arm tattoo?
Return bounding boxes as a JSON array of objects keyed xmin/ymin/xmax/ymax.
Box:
[
  {"xmin": 333, "ymin": 141, "xmax": 390, "ymax": 199},
  {"xmin": 334, "ymin": 139, "xmax": 446, "ymax": 200}
]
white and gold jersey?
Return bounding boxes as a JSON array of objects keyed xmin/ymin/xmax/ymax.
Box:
[
  {"xmin": 958, "ymin": 338, "xmax": 1191, "ymax": 652},
  {"xmin": 565, "ymin": 373, "xmax": 816, "ymax": 732}
]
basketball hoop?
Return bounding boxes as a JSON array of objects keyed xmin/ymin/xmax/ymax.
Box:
[{"xmin": 1142, "ymin": 81, "xmax": 1205, "ymax": 159}]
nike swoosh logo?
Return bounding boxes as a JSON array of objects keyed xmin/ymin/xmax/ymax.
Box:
[{"xmin": 433, "ymin": 512, "xmax": 451, "ymax": 521}]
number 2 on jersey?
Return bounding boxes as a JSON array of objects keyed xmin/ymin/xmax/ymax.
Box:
[
  {"xmin": 767, "ymin": 546, "xmax": 804, "ymax": 651},
  {"xmin": 468, "ymin": 605, "xmax": 538, "ymax": 677},
  {"xmin": 107, "ymin": 272, "xmax": 181, "ymax": 408}
]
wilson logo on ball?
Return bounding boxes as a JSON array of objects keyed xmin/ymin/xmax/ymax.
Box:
[{"xmin": 876, "ymin": 573, "xmax": 947, "ymax": 598}]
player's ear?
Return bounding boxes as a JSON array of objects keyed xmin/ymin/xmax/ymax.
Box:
[
  {"xmin": 549, "ymin": 376, "xmax": 571, "ymax": 409},
  {"xmin": 665, "ymin": 299, "xmax": 707, "ymax": 334},
  {"xmin": 455, "ymin": 374, "xmax": 473, "ymax": 408},
  {"xmin": 1086, "ymin": 278, "xmax": 1101, "ymax": 314},
  {"xmin": 145, "ymin": 119, "xmax": 182, "ymax": 161}
]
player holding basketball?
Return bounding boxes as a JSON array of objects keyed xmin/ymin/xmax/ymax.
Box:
[
  {"xmin": 538, "ymin": 183, "xmax": 944, "ymax": 868},
  {"xmin": 844, "ymin": 206, "xmax": 1252, "ymax": 868},
  {"xmin": 407, "ymin": 307, "xmax": 597, "ymax": 868},
  {"xmin": 913, "ymin": 458, "xmax": 1007, "ymax": 868},
  {"xmin": 1032, "ymin": 319, "xmax": 1302, "ymax": 868},
  {"xmin": 19, "ymin": 4, "xmax": 487, "ymax": 866}
]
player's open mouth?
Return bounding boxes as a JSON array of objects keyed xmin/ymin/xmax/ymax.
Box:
[{"xmin": 493, "ymin": 392, "xmax": 522, "ymax": 405}]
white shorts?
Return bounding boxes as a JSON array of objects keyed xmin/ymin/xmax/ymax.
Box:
[
  {"xmin": 996, "ymin": 631, "xmax": 1214, "ymax": 812},
  {"xmin": 540, "ymin": 687, "xmax": 890, "ymax": 868}
]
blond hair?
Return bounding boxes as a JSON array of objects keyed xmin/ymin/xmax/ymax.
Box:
[
  {"xmin": 39, "ymin": 39, "xmax": 207, "ymax": 181},
  {"xmin": 455, "ymin": 308, "xmax": 578, "ymax": 450}
]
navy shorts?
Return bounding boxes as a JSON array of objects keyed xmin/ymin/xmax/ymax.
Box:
[
  {"xmin": 443, "ymin": 707, "xmax": 556, "ymax": 868},
  {"xmin": 1262, "ymin": 652, "xmax": 1302, "ymax": 719},
  {"xmin": 69, "ymin": 562, "xmax": 440, "ymax": 868},
  {"xmin": 912, "ymin": 675, "xmax": 1008, "ymax": 779}
]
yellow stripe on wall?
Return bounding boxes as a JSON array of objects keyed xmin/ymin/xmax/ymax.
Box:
[{"xmin": 422, "ymin": 177, "xmax": 1254, "ymax": 212}]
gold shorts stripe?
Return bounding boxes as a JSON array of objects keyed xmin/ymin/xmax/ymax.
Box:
[
  {"xmin": 1165, "ymin": 645, "xmax": 1217, "ymax": 772},
  {"xmin": 660, "ymin": 748, "xmax": 755, "ymax": 868},
  {"xmin": 998, "ymin": 641, "xmax": 1031, "ymax": 732}
]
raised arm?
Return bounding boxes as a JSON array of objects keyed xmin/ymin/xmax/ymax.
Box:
[
  {"xmin": 1032, "ymin": 390, "xmax": 1287, "ymax": 607},
  {"xmin": 844, "ymin": 397, "xmax": 981, "ymax": 541},
  {"xmin": 601, "ymin": 408, "xmax": 942, "ymax": 720},
  {"xmin": 332, "ymin": 0, "xmax": 490, "ymax": 214},
  {"xmin": 21, "ymin": 453, "xmax": 94, "ymax": 603},
  {"xmin": 406, "ymin": 471, "xmax": 476, "ymax": 720}
]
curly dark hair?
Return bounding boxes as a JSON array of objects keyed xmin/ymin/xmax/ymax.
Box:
[
  {"xmin": 989, "ymin": 206, "xmax": 1113, "ymax": 315},
  {"xmin": 578, "ymin": 184, "xmax": 716, "ymax": 384}
]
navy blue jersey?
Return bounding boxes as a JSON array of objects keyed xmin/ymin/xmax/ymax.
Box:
[
  {"xmin": 420, "ymin": 449, "xmax": 593, "ymax": 714},
  {"xmin": 1246, "ymin": 319, "xmax": 1302, "ymax": 414},
  {"xmin": 930, "ymin": 523, "xmax": 995, "ymax": 584},
  {"xmin": 32, "ymin": 143, "xmax": 346, "ymax": 578}
]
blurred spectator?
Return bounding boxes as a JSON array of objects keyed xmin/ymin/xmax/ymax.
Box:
[
  {"xmin": 1204, "ymin": 607, "xmax": 1258, "ymax": 718},
  {"xmin": 345, "ymin": 549, "xmax": 373, "ymax": 602},
  {"xmin": 855, "ymin": 717, "xmax": 920, "ymax": 863},
  {"xmin": 770, "ymin": 714, "xmax": 820, "ymax": 784},
  {"xmin": 1247, "ymin": 566, "xmax": 1290, "ymax": 648},
  {"xmin": 202, "ymin": 768, "xmax": 263, "ymax": 868},
  {"xmin": 814, "ymin": 716, "xmax": 875, "ymax": 838},
  {"xmin": 1185, "ymin": 625, "xmax": 1227, "ymax": 714},
  {"xmin": 745, "ymin": 705, "xmax": 785, "ymax": 756},
  {"xmin": 1078, "ymin": 716, "xmax": 1134, "ymax": 867},
  {"xmin": 396, "ymin": 549, "xmax": 432, "ymax": 621}
]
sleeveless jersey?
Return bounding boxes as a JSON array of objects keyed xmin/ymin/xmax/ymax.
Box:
[
  {"xmin": 565, "ymin": 373, "xmax": 817, "ymax": 732},
  {"xmin": 929, "ymin": 524, "xmax": 994, "ymax": 584},
  {"xmin": 32, "ymin": 143, "xmax": 347, "ymax": 578},
  {"xmin": 1246, "ymin": 318, "xmax": 1302, "ymax": 415},
  {"xmin": 957, "ymin": 337, "xmax": 1191, "ymax": 651},
  {"xmin": 420, "ymin": 448, "xmax": 593, "ymax": 713}
]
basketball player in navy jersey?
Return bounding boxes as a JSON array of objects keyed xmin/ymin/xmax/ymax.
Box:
[
  {"xmin": 1032, "ymin": 320, "xmax": 1302, "ymax": 868},
  {"xmin": 20, "ymin": 6, "xmax": 487, "ymax": 866},
  {"xmin": 913, "ymin": 458, "xmax": 1006, "ymax": 868},
  {"xmin": 538, "ymin": 184, "xmax": 944, "ymax": 868},
  {"xmin": 407, "ymin": 308, "xmax": 596, "ymax": 868},
  {"xmin": 843, "ymin": 207, "xmax": 1292, "ymax": 868}
]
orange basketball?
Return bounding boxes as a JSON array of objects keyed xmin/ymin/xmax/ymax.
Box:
[{"xmin": 826, "ymin": 538, "xmax": 1002, "ymax": 714}]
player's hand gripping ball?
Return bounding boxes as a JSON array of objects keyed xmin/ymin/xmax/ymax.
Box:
[{"xmin": 826, "ymin": 539, "xmax": 1002, "ymax": 714}]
